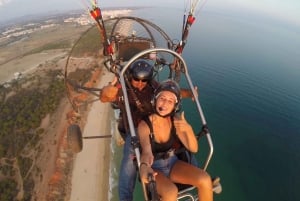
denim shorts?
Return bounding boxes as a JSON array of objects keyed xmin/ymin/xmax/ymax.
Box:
[{"xmin": 151, "ymin": 155, "xmax": 178, "ymax": 177}]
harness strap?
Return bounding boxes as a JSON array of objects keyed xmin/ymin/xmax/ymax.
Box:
[
  {"xmin": 116, "ymin": 79, "xmax": 155, "ymax": 135},
  {"xmin": 124, "ymin": 76, "xmax": 146, "ymax": 113},
  {"xmin": 143, "ymin": 116, "xmax": 185, "ymax": 160},
  {"xmin": 143, "ymin": 116, "xmax": 155, "ymax": 145},
  {"xmin": 154, "ymin": 148, "xmax": 176, "ymax": 160}
]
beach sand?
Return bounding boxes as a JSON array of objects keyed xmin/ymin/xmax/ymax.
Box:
[
  {"xmin": 68, "ymin": 19, "xmax": 135, "ymax": 201},
  {"xmin": 69, "ymin": 68, "xmax": 116, "ymax": 201}
]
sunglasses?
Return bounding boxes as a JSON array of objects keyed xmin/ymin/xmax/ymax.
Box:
[{"xmin": 132, "ymin": 77, "xmax": 148, "ymax": 83}]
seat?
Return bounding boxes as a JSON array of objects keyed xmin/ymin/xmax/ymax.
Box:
[{"xmin": 118, "ymin": 41, "xmax": 151, "ymax": 61}]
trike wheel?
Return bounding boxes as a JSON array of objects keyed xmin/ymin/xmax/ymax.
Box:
[{"xmin": 67, "ymin": 124, "xmax": 83, "ymax": 153}]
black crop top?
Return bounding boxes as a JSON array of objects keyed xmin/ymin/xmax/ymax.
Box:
[{"xmin": 143, "ymin": 116, "xmax": 178, "ymax": 155}]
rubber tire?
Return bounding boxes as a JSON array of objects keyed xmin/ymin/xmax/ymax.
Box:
[{"xmin": 67, "ymin": 124, "xmax": 83, "ymax": 153}]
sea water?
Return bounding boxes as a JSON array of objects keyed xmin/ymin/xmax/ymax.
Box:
[{"xmin": 110, "ymin": 6, "xmax": 300, "ymax": 201}]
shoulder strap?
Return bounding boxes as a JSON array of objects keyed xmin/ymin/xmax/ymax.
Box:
[
  {"xmin": 143, "ymin": 116, "xmax": 155, "ymax": 144},
  {"xmin": 124, "ymin": 76, "xmax": 145, "ymax": 113},
  {"xmin": 170, "ymin": 116, "xmax": 177, "ymax": 137}
]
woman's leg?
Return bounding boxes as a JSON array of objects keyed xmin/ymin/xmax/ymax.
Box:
[
  {"xmin": 170, "ymin": 160, "xmax": 213, "ymax": 201},
  {"xmin": 155, "ymin": 172, "xmax": 178, "ymax": 201}
]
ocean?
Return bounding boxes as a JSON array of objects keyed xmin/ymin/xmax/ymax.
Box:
[{"xmin": 110, "ymin": 6, "xmax": 300, "ymax": 201}]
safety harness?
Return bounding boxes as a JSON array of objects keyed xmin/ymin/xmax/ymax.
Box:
[
  {"xmin": 143, "ymin": 116, "xmax": 189, "ymax": 161},
  {"xmin": 116, "ymin": 79, "xmax": 157, "ymax": 139}
]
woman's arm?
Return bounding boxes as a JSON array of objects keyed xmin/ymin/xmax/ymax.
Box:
[
  {"xmin": 173, "ymin": 112, "xmax": 198, "ymax": 153},
  {"xmin": 138, "ymin": 120, "xmax": 154, "ymax": 165},
  {"xmin": 138, "ymin": 120, "xmax": 156, "ymax": 183}
]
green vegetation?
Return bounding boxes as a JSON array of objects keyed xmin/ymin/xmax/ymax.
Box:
[
  {"xmin": 26, "ymin": 40, "xmax": 71, "ymax": 55},
  {"xmin": 68, "ymin": 68, "xmax": 93, "ymax": 86},
  {"xmin": 71, "ymin": 26, "xmax": 103, "ymax": 57},
  {"xmin": 0, "ymin": 22, "xmax": 107, "ymax": 201},
  {"xmin": 18, "ymin": 156, "xmax": 33, "ymax": 178},
  {"xmin": 0, "ymin": 69, "xmax": 66, "ymax": 201},
  {"xmin": 0, "ymin": 179, "xmax": 18, "ymax": 201},
  {"xmin": 0, "ymin": 70, "xmax": 65, "ymax": 157}
]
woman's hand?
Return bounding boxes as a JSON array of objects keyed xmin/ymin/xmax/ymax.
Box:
[
  {"xmin": 139, "ymin": 162, "xmax": 157, "ymax": 184},
  {"xmin": 173, "ymin": 112, "xmax": 198, "ymax": 152},
  {"xmin": 173, "ymin": 112, "xmax": 193, "ymax": 136}
]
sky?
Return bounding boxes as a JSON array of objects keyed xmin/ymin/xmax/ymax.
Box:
[{"xmin": 0, "ymin": 0, "xmax": 300, "ymax": 27}]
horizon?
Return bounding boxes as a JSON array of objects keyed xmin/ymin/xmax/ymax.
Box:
[{"xmin": 0, "ymin": 0, "xmax": 300, "ymax": 28}]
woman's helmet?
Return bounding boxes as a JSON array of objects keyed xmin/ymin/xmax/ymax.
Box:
[
  {"xmin": 153, "ymin": 79, "xmax": 181, "ymax": 114},
  {"xmin": 129, "ymin": 59, "xmax": 154, "ymax": 81}
]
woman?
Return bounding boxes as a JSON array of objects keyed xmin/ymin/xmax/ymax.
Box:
[{"xmin": 138, "ymin": 80, "xmax": 213, "ymax": 201}]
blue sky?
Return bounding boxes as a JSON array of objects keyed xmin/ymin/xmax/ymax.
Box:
[{"xmin": 0, "ymin": 0, "xmax": 299, "ymax": 27}]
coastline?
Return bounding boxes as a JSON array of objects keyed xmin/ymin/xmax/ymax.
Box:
[
  {"xmin": 68, "ymin": 18, "xmax": 135, "ymax": 201},
  {"xmin": 0, "ymin": 10, "xmax": 134, "ymax": 201},
  {"xmin": 69, "ymin": 68, "xmax": 115, "ymax": 201}
]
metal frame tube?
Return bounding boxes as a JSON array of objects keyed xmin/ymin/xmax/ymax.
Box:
[{"xmin": 119, "ymin": 47, "xmax": 214, "ymax": 200}]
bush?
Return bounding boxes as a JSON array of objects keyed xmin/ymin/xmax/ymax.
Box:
[{"xmin": 0, "ymin": 179, "xmax": 18, "ymax": 201}]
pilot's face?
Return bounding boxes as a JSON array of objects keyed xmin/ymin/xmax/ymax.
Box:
[{"xmin": 131, "ymin": 77, "xmax": 148, "ymax": 91}]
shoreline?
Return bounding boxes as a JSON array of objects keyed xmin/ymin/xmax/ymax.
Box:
[
  {"xmin": 68, "ymin": 18, "xmax": 135, "ymax": 201},
  {"xmin": 69, "ymin": 68, "xmax": 115, "ymax": 201},
  {"xmin": 0, "ymin": 12, "xmax": 135, "ymax": 200}
]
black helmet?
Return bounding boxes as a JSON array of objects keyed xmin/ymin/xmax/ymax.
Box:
[
  {"xmin": 154, "ymin": 79, "xmax": 181, "ymax": 113},
  {"xmin": 129, "ymin": 59, "xmax": 154, "ymax": 81}
]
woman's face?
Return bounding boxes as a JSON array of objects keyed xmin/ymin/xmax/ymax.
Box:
[{"xmin": 155, "ymin": 91, "xmax": 177, "ymax": 116}]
